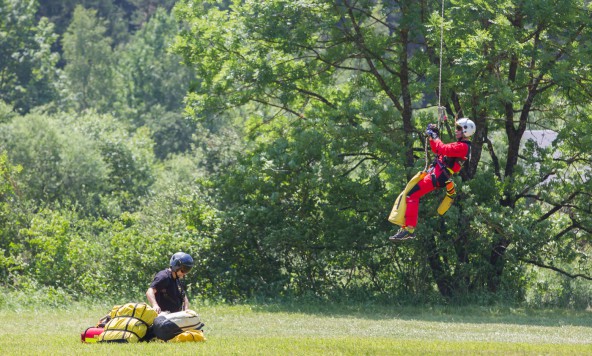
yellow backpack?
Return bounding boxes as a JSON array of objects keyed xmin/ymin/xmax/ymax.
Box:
[
  {"xmin": 170, "ymin": 329, "xmax": 206, "ymax": 343},
  {"xmin": 98, "ymin": 303, "xmax": 158, "ymax": 343},
  {"xmin": 388, "ymin": 171, "xmax": 426, "ymax": 226}
]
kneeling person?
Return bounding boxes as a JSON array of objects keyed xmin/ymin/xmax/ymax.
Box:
[{"xmin": 146, "ymin": 252, "xmax": 193, "ymax": 314}]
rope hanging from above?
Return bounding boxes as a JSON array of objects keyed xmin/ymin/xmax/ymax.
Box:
[
  {"xmin": 437, "ymin": 0, "xmax": 444, "ymax": 113},
  {"xmin": 424, "ymin": 0, "xmax": 447, "ymax": 172},
  {"xmin": 436, "ymin": 0, "xmax": 449, "ymax": 136}
]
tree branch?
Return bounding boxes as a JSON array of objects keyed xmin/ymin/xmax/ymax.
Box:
[
  {"xmin": 338, "ymin": 153, "xmax": 379, "ymax": 177},
  {"xmin": 342, "ymin": 0, "xmax": 404, "ymax": 113},
  {"xmin": 252, "ymin": 98, "xmax": 305, "ymax": 119},
  {"xmin": 514, "ymin": 170, "xmax": 557, "ymax": 201},
  {"xmin": 520, "ymin": 259, "xmax": 592, "ymax": 281},
  {"xmin": 294, "ymin": 86, "xmax": 336, "ymax": 108},
  {"xmin": 519, "ymin": 191, "xmax": 579, "ymax": 223},
  {"xmin": 484, "ymin": 136, "xmax": 502, "ymax": 179}
]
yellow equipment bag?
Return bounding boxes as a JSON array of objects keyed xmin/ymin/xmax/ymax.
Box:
[
  {"xmin": 437, "ymin": 180, "xmax": 456, "ymax": 215},
  {"xmin": 388, "ymin": 171, "xmax": 426, "ymax": 226},
  {"xmin": 98, "ymin": 303, "xmax": 158, "ymax": 343},
  {"xmin": 437, "ymin": 195, "xmax": 454, "ymax": 215},
  {"xmin": 169, "ymin": 330, "xmax": 206, "ymax": 343}
]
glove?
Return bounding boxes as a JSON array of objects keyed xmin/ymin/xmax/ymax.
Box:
[{"xmin": 425, "ymin": 123, "xmax": 439, "ymax": 139}]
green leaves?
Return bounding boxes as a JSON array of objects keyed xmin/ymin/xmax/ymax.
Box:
[
  {"xmin": 0, "ymin": 0, "xmax": 60, "ymax": 113},
  {"xmin": 0, "ymin": 0, "xmax": 589, "ymax": 304},
  {"xmin": 0, "ymin": 111, "xmax": 155, "ymax": 217},
  {"xmin": 170, "ymin": 0, "xmax": 592, "ymax": 302},
  {"xmin": 60, "ymin": 6, "xmax": 117, "ymax": 113}
]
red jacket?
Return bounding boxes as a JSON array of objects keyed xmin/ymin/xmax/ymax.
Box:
[{"xmin": 429, "ymin": 138, "xmax": 470, "ymax": 177}]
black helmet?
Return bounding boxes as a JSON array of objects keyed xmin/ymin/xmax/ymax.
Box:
[{"xmin": 170, "ymin": 252, "xmax": 194, "ymax": 273}]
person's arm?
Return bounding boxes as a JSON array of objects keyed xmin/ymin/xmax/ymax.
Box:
[
  {"xmin": 146, "ymin": 287, "xmax": 162, "ymax": 314},
  {"xmin": 429, "ymin": 139, "xmax": 469, "ymax": 158},
  {"xmin": 183, "ymin": 294, "xmax": 190, "ymax": 311}
]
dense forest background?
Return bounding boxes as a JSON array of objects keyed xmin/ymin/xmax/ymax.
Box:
[{"xmin": 0, "ymin": 0, "xmax": 591, "ymax": 307}]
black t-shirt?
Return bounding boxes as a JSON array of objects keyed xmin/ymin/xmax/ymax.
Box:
[{"xmin": 149, "ymin": 269, "xmax": 185, "ymax": 313}]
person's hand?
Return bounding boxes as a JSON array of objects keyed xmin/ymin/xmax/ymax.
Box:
[
  {"xmin": 153, "ymin": 305, "xmax": 162, "ymax": 314},
  {"xmin": 426, "ymin": 123, "xmax": 439, "ymax": 139}
]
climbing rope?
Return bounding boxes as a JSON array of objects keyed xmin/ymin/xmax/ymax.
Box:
[
  {"xmin": 437, "ymin": 0, "xmax": 447, "ymax": 135},
  {"xmin": 425, "ymin": 0, "xmax": 447, "ymax": 172},
  {"xmin": 438, "ymin": 0, "xmax": 444, "ymax": 112},
  {"xmin": 423, "ymin": 136, "xmax": 430, "ymax": 171}
]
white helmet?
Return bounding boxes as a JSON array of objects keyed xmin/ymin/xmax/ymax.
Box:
[{"xmin": 456, "ymin": 118, "xmax": 476, "ymax": 137}]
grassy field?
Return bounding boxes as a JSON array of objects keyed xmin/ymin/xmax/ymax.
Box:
[{"xmin": 0, "ymin": 301, "xmax": 591, "ymax": 355}]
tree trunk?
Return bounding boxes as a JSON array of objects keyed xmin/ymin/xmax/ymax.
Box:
[
  {"xmin": 425, "ymin": 234, "xmax": 454, "ymax": 297},
  {"xmin": 487, "ymin": 237, "xmax": 509, "ymax": 292}
]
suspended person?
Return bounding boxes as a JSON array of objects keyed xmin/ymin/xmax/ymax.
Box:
[
  {"xmin": 389, "ymin": 118, "xmax": 475, "ymax": 241},
  {"xmin": 146, "ymin": 252, "xmax": 194, "ymax": 313}
]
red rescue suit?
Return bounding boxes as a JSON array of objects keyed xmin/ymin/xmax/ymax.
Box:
[{"xmin": 404, "ymin": 138, "xmax": 471, "ymax": 228}]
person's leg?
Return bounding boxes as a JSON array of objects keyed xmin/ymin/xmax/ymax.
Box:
[
  {"xmin": 389, "ymin": 175, "xmax": 436, "ymax": 241},
  {"xmin": 404, "ymin": 175, "xmax": 436, "ymax": 229}
]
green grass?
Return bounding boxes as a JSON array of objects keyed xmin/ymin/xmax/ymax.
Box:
[{"xmin": 0, "ymin": 302, "xmax": 591, "ymax": 355}]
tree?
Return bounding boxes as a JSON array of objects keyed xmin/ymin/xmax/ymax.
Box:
[
  {"xmin": 60, "ymin": 5, "xmax": 119, "ymax": 113},
  {"xmin": 0, "ymin": 111, "xmax": 155, "ymax": 217},
  {"xmin": 117, "ymin": 8, "xmax": 191, "ymax": 115},
  {"xmin": 114, "ymin": 8, "xmax": 196, "ymax": 159},
  {"xmin": 126, "ymin": 0, "xmax": 178, "ymax": 30},
  {"xmin": 0, "ymin": 112, "xmax": 108, "ymax": 212},
  {"xmin": 0, "ymin": 151, "xmax": 25, "ymax": 287},
  {"xmin": 37, "ymin": 0, "xmax": 130, "ymax": 45},
  {"xmin": 173, "ymin": 0, "xmax": 592, "ymax": 300},
  {"xmin": 0, "ymin": 0, "xmax": 60, "ymax": 113},
  {"xmin": 431, "ymin": 0, "xmax": 592, "ymax": 295},
  {"xmin": 37, "ymin": 0, "xmax": 178, "ymax": 43},
  {"xmin": 172, "ymin": 0, "xmax": 441, "ymax": 299}
]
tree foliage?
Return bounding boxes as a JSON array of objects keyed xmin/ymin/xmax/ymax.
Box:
[
  {"xmin": 439, "ymin": 0, "xmax": 592, "ymax": 295},
  {"xmin": 0, "ymin": 111, "xmax": 155, "ymax": 216},
  {"xmin": 172, "ymin": 0, "xmax": 592, "ymax": 300},
  {"xmin": 114, "ymin": 8, "xmax": 196, "ymax": 159},
  {"xmin": 0, "ymin": 0, "xmax": 590, "ymax": 307},
  {"xmin": 60, "ymin": 6, "xmax": 118, "ymax": 113},
  {"xmin": 0, "ymin": 0, "xmax": 60, "ymax": 113},
  {"xmin": 36, "ymin": 0, "xmax": 178, "ymax": 44}
]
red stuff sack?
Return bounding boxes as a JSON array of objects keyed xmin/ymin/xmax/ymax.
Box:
[{"xmin": 81, "ymin": 327, "xmax": 104, "ymax": 343}]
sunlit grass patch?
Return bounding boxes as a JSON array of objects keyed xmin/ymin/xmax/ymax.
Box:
[{"xmin": 0, "ymin": 302, "xmax": 590, "ymax": 355}]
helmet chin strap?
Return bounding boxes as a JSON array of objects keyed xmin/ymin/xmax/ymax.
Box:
[{"xmin": 169, "ymin": 267, "xmax": 182, "ymax": 279}]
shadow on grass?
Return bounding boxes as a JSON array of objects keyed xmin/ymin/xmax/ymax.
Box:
[{"xmin": 247, "ymin": 300, "xmax": 592, "ymax": 328}]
